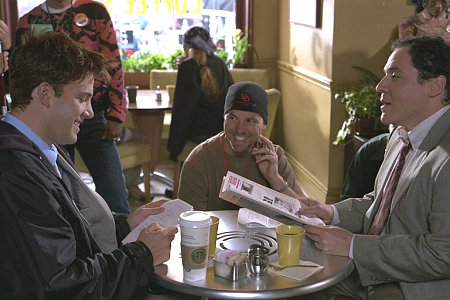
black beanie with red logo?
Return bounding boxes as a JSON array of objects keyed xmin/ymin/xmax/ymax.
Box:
[{"xmin": 224, "ymin": 81, "xmax": 268, "ymax": 124}]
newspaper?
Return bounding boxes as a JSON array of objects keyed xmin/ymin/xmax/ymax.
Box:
[
  {"xmin": 237, "ymin": 208, "xmax": 283, "ymax": 229},
  {"xmin": 122, "ymin": 199, "xmax": 193, "ymax": 244},
  {"xmin": 220, "ymin": 171, "xmax": 324, "ymax": 226}
]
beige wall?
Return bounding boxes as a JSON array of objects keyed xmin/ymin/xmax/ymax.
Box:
[
  {"xmin": 252, "ymin": 0, "xmax": 279, "ymax": 87},
  {"xmin": 252, "ymin": 0, "xmax": 416, "ymax": 203}
]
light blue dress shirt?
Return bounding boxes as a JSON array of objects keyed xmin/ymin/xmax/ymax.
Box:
[{"xmin": 4, "ymin": 113, "xmax": 59, "ymax": 170}]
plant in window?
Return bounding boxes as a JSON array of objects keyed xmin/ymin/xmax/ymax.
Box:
[
  {"xmin": 232, "ymin": 28, "xmax": 258, "ymax": 67},
  {"xmin": 217, "ymin": 47, "xmax": 232, "ymax": 67},
  {"xmin": 124, "ymin": 49, "xmax": 134, "ymax": 58},
  {"xmin": 122, "ymin": 50, "xmax": 183, "ymax": 73},
  {"xmin": 168, "ymin": 49, "xmax": 184, "ymax": 70},
  {"xmin": 333, "ymin": 66, "xmax": 384, "ymax": 146}
]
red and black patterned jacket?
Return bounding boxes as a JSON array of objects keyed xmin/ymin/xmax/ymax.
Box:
[{"xmin": 16, "ymin": 0, "xmax": 127, "ymax": 123}]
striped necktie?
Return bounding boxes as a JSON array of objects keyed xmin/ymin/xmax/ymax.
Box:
[{"xmin": 368, "ymin": 139, "xmax": 411, "ymax": 235}]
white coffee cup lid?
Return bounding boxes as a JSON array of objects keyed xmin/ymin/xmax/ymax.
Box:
[{"xmin": 178, "ymin": 211, "xmax": 212, "ymax": 228}]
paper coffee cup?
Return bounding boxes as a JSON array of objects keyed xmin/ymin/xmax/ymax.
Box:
[{"xmin": 178, "ymin": 211, "xmax": 212, "ymax": 281}]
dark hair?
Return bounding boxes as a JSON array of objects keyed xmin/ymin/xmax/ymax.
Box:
[
  {"xmin": 183, "ymin": 26, "xmax": 216, "ymax": 55},
  {"xmin": 9, "ymin": 31, "xmax": 117, "ymax": 110},
  {"xmin": 392, "ymin": 36, "xmax": 450, "ymax": 104},
  {"xmin": 417, "ymin": 0, "xmax": 447, "ymax": 13}
]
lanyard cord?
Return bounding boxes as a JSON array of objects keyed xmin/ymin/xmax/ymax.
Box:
[
  {"xmin": 221, "ymin": 133, "xmax": 254, "ymax": 177},
  {"xmin": 45, "ymin": 0, "xmax": 73, "ymax": 30}
]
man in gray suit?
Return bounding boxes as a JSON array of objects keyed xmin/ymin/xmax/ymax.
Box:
[{"xmin": 300, "ymin": 36, "xmax": 450, "ymax": 299}]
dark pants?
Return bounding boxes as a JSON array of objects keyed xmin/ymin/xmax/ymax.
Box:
[{"xmin": 298, "ymin": 270, "xmax": 404, "ymax": 300}]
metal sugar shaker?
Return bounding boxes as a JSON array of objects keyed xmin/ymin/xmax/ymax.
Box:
[{"xmin": 247, "ymin": 244, "xmax": 269, "ymax": 275}]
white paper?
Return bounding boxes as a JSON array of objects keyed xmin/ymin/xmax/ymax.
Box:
[
  {"xmin": 122, "ymin": 199, "xmax": 193, "ymax": 244},
  {"xmin": 268, "ymin": 260, "xmax": 323, "ymax": 282},
  {"xmin": 237, "ymin": 208, "xmax": 283, "ymax": 229},
  {"xmin": 220, "ymin": 172, "xmax": 324, "ymax": 226}
]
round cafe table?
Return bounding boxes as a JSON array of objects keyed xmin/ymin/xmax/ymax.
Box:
[{"xmin": 150, "ymin": 210, "xmax": 354, "ymax": 299}]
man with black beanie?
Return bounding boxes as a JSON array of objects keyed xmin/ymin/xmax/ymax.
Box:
[{"xmin": 178, "ymin": 81, "xmax": 305, "ymax": 211}]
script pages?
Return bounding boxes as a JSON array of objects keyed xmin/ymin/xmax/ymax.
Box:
[
  {"xmin": 219, "ymin": 171, "xmax": 324, "ymax": 226},
  {"xmin": 122, "ymin": 199, "xmax": 193, "ymax": 244}
]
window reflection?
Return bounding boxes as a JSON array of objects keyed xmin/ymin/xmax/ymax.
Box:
[{"xmin": 18, "ymin": 0, "xmax": 236, "ymax": 64}]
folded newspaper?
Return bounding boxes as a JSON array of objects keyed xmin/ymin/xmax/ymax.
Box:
[
  {"xmin": 238, "ymin": 208, "xmax": 283, "ymax": 229},
  {"xmin": 219, "ymin": 171, "xmax": 324, "ymax": 226}
]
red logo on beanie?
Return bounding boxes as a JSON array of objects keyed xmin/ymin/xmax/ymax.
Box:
[{"xmin": 240, "ymin": 93, "xmax": 251, "ymax": 102}]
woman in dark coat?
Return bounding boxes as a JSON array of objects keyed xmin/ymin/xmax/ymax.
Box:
[{"xmin": 168, "ymin": 26, "xmax": 234, "ymax": 161}]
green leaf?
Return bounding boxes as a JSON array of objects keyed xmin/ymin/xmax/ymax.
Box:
[
  {"xmin": 122, "ymin": 49, "xmax": 182, "ymax": 73},
  {"xmin": 333, "ymin": 66, "xmax": 384, "ymax": 145}
]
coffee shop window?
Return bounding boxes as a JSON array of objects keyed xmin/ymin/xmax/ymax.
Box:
[
  {"xmin": 98, "ymin": 0, "xmax": 237, "ymax": 60},
  {"xmin": 17, "ymin": 0, "xmax": 252, "ymax": 68}
]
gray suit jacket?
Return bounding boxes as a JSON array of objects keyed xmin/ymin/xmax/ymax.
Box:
[{"xmin": 335, "ymin": 107, "xmax": 450, "ymax": 299}]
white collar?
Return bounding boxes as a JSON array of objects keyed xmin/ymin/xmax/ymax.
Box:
[{"xmin": 404, "ymin": 105, "xmax": 450, "ymax": 150}]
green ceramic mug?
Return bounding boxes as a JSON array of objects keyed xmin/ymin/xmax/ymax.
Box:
[
  {"xmin": 208, "ymin": 216, "xmax": 220, "ymax": 256},
  {"xmin": 275, "ymin": 225, "xmax": 305, "ymax": 267}
]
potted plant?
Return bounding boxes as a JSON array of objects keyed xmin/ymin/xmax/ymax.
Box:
[
  {"xmin": 230, "ymin": 28, "xmax": 258, "ymax": 68},
  {"xmin": 333, "ymin": 66, "xmax": 383, "ymax": 146},
  {"xmin": 122, "ymin": 49, "xmax": 183, "ymax": 88},
  {"xmin": 122, "ymin": 50, "xmax": 169, "ymax": 73}
]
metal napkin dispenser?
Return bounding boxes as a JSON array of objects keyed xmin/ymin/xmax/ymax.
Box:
[{"xmin": 213, "ymin": 259, "xmax": 247, "ymax": 281}]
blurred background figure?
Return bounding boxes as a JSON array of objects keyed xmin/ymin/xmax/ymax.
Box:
[
  {"xmin": 0, "ymin": 20, "xmax": 10, "ymax": 117},
  {"xmin": 340, "ymin": 133, "xmax": 389, "ymax": 200},
  {"xmin": 398, "ymin": 0, "xmax": 449, "ymax": 43},
  {"xmin": 167, "ymin": 26, "xmax": 234, "ymax": 162},
  {"xmin": 117, "ymin": 126, "xmax": 148, "ymax": 202}
]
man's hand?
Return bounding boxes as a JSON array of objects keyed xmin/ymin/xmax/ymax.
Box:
[
  {"xmin": 138, "ymin": 222, "xmax": 178, "ymax": 266},
  {"xmin": 177, "ymin": 54, "xmax": 187, "ymax": 65},
  {"xmin": 298, "ymin": 196, "xmax": 334, "ymax": 225},
  {"xmin": 303, "ymin": 225, "xmax": 354, "ymax": 257},
  {"xmin": 0, "ymin": 20, "xmax": 11, "ymax": 50},
  {"xmin": 127, "ymin": 199, "xmax": 169, "ymax": 231},
  {"xmin": 252, "ymin": 135, "xmax": 281, "ymax": 185},
  {"xmin": 102, "ymin": 120, "xmax": 123, "ymax": 141},
  {"xmin": 1, "ymin": 51, "xmax": 8, "ymax": 74}
]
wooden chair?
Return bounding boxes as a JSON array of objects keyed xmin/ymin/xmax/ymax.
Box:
[
  {"xmin": 74, "ymin": 113, "xmax": 152, "ymax": 202},
  {"xmin": 262, "ymin": 88, "xmax": 281, "ymax": 139},
  {"xmin": 171, "ymin": 140, "xmax": 198, "ymax": 198}
]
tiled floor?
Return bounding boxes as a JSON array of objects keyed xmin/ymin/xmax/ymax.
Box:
[{"xmin": 81, "ymin": 160, "xmax": 175, "ymax": 213}]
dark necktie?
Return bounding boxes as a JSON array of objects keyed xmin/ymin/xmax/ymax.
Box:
[{"xmin": 368, "ymin": 140, "xmax": 411, "ymax": 235}]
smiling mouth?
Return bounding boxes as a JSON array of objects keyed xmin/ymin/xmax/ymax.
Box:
[{"xmin": 234, "ymin": 135, "xmax": 247, "ymax": 142}]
